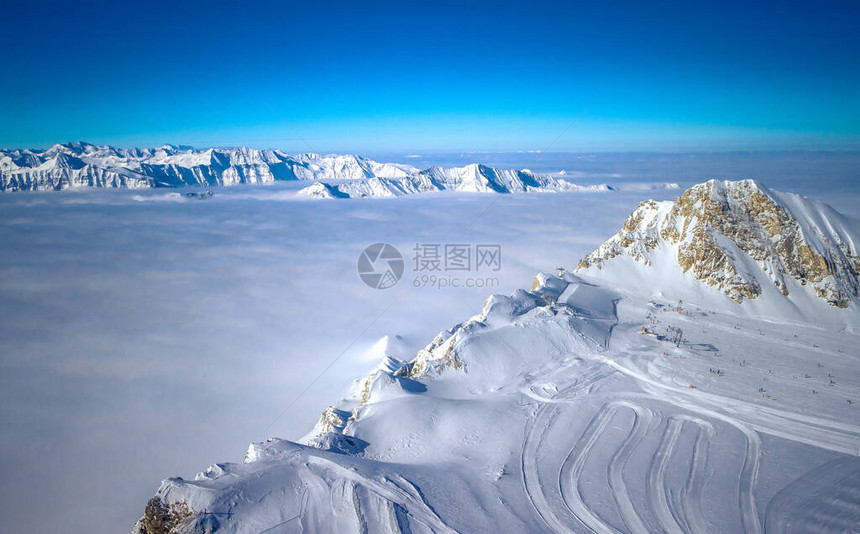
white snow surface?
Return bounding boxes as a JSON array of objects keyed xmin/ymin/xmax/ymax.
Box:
[{"xmin": 134, "ymin": 181, "xmax": 860, "ymax": 533}]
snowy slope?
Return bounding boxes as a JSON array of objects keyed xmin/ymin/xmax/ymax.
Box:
[
  {"xmin": 134, "ymin": 181, "xmax": 860, "ymax": 534},
  {"xmin": 296, "ymin": 164, "xmax": 612, "ymax": 198},
  {"xmin": 0, "ymin": 143, "xmax": 417, "ymax": 191}
]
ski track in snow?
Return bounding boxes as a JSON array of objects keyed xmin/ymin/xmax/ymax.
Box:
[
  {"xmin": 558, "ymin": 401, "xmax": 623, "ymax": 534},
  {"xmin": 306, "ymin": 456, "xmax": 457, "ymax": 534},
  {"xmin": 626, "ymin": 353, "xmax": 860, "ymax": 453},
  {"xmin": 603, "ymin": 346, "xmax": 860, "ymax": 531},
  {"xmin": 521, "ymin": 364, "xmax": 769, "ymax": 534},
  {"xmin": 607, "ymin": 404, "xmax": 655, "ymax": 534},
  {"xmin": 517, "ymin": 293, "xmax": 780, "ymax": 533},
  {"xmin": 557, "ymin": 400, "xmax": 662, "ymax": 534},
  {"xmin": 521, "ymin": 401, "xmax": 582, "ymax": 534},
  {"xmin": 680, "ymin": 422, "xmax": 711, "ymax": 534},
  {"xmin": 521, "ymin": 374, "xmax": 739, "ymax": 534},
  {"xmin": 646, "ymin": 416, "xmax": 713, "ymax": 534},
  {"xmin": 255, "ymin": 454, "xmax": 451, "ymax": 534},
  {"xmin": 521, "ymin": 364, "xmax": 617, "ymax": 533},
  {"xmin": 647, "ymin": 416, "xmax": 686, "ymax": 534},
  {"xmin": 518, "ymin": 279, "xmax": 857, "ymax": 534},
  {"xmin": 604, "ymin": 357, "xmax": 766, "ymax": 534}
]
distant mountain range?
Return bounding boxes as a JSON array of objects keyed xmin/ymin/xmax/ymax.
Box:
[
  {"xmin": 0, "ymin": 142, "xmax": 417, "ymax": 191},
  {"xmin": 0, "ymin": 142, "xmax": 606, "ymax": 195},
  {"xmin": 296, "ymin": 163, "xmax": 611, "ymax": 198}
]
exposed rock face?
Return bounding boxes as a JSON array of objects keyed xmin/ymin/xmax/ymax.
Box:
[
  {"xmin": 133, "ymin": 497, "xmax": 193, "ymax": 534},
  {"xmin": 577, "ymin": 179, "xmax": 860, "ymax": 307},
  {"xmin": 408, "ymin": 325, "xmax": 471, "ymax": 377}
]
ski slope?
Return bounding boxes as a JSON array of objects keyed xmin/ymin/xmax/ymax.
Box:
[{"xmin": 137, "ymin": 269, "xmax": 860, "ymax": 533}]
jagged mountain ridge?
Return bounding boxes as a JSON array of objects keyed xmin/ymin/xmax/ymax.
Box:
[
  {"xmin": 0, "ymin": 142, "xmax": 607, "ymax": 196},
  {"xmin": 296, "ymin": 163, "xmax": 612, "ymax": 198},
  {"xmin": 577, "ymin": 179, "xmax": 860, "ymax": 308},
  {"xmin": 0, "ymin": 142, "xmax": 417, "ymax": 191}
]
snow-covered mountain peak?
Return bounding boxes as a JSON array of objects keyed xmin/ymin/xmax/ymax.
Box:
[{"xmin": 577, "ymin": 179, "xmax": 860, "ymax": 308}]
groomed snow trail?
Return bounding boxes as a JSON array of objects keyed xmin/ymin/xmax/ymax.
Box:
[
  {"xmin": 307, "ymin": 457, "xmax": 457, "ymax": 534},
  {"xmin": 647, "ymin": 416, "xmax": 687, "ymax": 534},
  {"xmin": 521, "ymin": 364, "xmax": 618, "ymax": 534},
  {"xmin": 607, "ymin": 404, "xmax": 655, "ymax": 534},
  {"xmin": 646, "ymin": 416, "xmax": 712, "ymax": 534},
  {"xmin": 558, "ymin": 401, "xmax": 624, "ymax": 534},
  {"xmin": 600, "ymin": 358, "xmax": 766, "ymax": 534}
]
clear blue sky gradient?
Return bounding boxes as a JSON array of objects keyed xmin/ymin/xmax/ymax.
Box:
[{"xmin": 2, "ymin": 0, "xmax": 858, "ymax": 152}]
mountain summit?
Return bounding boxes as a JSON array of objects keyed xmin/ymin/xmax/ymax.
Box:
[{"xmin": 577, "ymin": 179, "xmax": 860, "ymax": 308}]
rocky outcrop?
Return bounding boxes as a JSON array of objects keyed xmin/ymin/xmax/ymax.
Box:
[
  {"xmin": 133, "ymin": 497, "xmax": 193, "ymax": 534},
  {"xmin": 578, "ymin": 179, "xmax": 860, "ymax": 307}
]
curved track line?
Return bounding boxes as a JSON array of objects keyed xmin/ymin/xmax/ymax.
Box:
[
  {"xmin": 655, "ymin": 393, "xmax": 761, "ymax": 534},
  {"xmin": 522, "ymin": 402, "xmax": 581, "ymax": 534},
  {"xmin": 521, "ymin": 365, "xmax": 616, "ymax": 404},
  {"xmin": 607, "ymin": 404, "xmax": 655, "ymax": 534},
  {"xmin": 307, "ymin": 456, "xmax": 458, "ymax": 534},
  {"xmin": 604, "ymin": 355, "xmax": 860, "ymax": 455},
  {"xmin": 558, "ymin": 403, "xmax": 622, "ymax": 534},
  {"xmin": 521, "ymin": 364, "xmax": 619, "ymax": 533},
  {"xmin": 604, "ymin": 355, "xmax": 785, "ymax": 534},
  {"xmin": 732, "ymin": 419, "xmax": 762, "ymax": 534},
  {"xmin": 295, "ymin": 467, "xmax": 332, "ymax": 532},
  {"xmin": 350, "ymin": 481, "xmax": 370, "ymax": 534},
  {"xmin": 646, "ymin": 415, "xmax": 714, "ymax": 534},
  {"xmin": 680, "ymin": 422, "xmax": 712, "ymax": 534},
  {"xmin": 647, "ymin": 417, "xmax": 686, "ymax": 534},
  {"xmin": 663, "ymin": 417, "xmax": 713, "ymax": 534},
  {"xmin": 556, "ymin": 400, "xmax": 656, "ymax": 534}
]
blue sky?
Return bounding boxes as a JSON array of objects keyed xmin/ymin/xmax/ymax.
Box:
[{"xmin": 1, "ymin": 0, "xmax": 858, "ymax": 152}]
